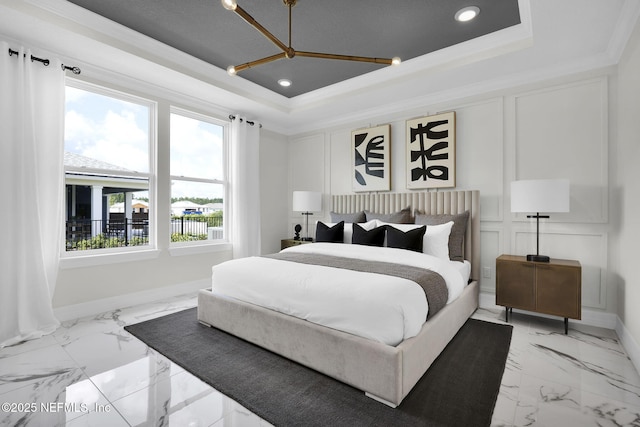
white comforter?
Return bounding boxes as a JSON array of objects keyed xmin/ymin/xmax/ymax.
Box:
[{"xmin": 211, "ymin": 243, "xmax": 467, "ymax": 346}]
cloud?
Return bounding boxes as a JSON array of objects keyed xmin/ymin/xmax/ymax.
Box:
[
  {"xmin": 82, "ymin": 110, "xmax": 149, "ymax": 172},
  {"xmin": 171, "ymin": 180, "xmax": 224, "ymax": 199},
  {"xmin": 65, "ymin": 92, "xmax": 149, "ymax": 172},
  {"xmin": 64, "ymin": 88, "xmax": 225, "ymax": 199},
  {"xmin": 170, "ymin": 113, "xmax": 224, "ymax": 180}
]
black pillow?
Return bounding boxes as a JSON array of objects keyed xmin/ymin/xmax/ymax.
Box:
[
  {"xmin": 315, "ymin": 221, "xmax": 344, "ymax": 243},
  {"xmin": 386, "ymin": 226, "xmax": 426, "ymax": 252},
  {"xmin": 352, "ymin": 224, "xmax": 385, "ymax": 247}
]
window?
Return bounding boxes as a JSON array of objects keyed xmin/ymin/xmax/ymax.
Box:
[
  {"xmin": 170, "ymin": 109, "xmax": 227, "ymax": 244},
  {"xmin": 64, "ymin": 82, "xmax": 153, "ymax": 252}
]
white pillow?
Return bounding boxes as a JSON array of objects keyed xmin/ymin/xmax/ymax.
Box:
[
  {"xmin": 423, "ymin": 221, "xmax": 454, "ymax": 260},
  {"xmin": 375, "ymin": 220, "xmax": 454, "ymax": 260},
  {"xmin": 318, "ymin": 220, "xmax": 377, "ymax": 244}
]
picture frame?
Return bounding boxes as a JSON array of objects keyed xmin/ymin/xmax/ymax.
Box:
[
  {"xmin": 406, "ymin": 111, "xmax": 456, "ymax": 189},
  {"xmin": 352, "ymin": 124, "xmax": 391, "ymax": 192}
]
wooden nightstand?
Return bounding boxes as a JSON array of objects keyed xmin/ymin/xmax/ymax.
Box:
[
  {"xmin": 281, "ymin": 239, "xmax": 312, "ymax": 250},
  {"xmin": 496, "ymin": 254, "xmax": 581, "ymax": 334}
]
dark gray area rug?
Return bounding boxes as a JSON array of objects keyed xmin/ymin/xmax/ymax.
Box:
[{"xmin": 125, "ymin": 308, "xmax": 512, "ymax": 427}]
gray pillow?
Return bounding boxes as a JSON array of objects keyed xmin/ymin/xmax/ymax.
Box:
[
  {"xmin": 364, "ymin": 207, "xmax": 412, "ymax": 224},
  {"xmin": 330, "ymin": 211, "xmax": 365, "ymax": 223},
  {"xmin": 414, "ymin": 211, "xmax": 470, "ymax": 261}
]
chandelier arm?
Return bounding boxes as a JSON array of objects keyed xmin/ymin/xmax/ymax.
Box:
[
  {"xmin": 232, "ymin": 4, "xmax": 289, "ymax": 54},
  {"xmin": 296, "ymin": 51, "xmax": 394, "ymax": 65},
  {"xmin": 288, "ymin": 1, "xmax": 292, "ymax": 48},
  {"xmin": 232, "ymin": 52, "xmax": 288, "ymax": 73}
]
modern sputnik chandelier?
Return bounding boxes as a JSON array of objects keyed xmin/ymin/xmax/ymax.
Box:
[{"xmin": 221, "ymin": 0, "xmax": 401, "ymax": 76}]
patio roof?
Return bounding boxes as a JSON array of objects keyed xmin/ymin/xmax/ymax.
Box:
[{"xmin": 64, "ymin": 151, "xmax": 132, "ymax": 172}]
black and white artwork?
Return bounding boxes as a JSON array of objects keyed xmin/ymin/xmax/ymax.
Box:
[
  {"xmin": 352, "ymin": 124, "xmax": 391, "ymax": 192},
  {"xmin": 406, "ymin": 112, "xmax": 456, "ymax": 189}
]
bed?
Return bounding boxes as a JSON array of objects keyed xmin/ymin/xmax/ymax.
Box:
[{"xmin": 198, "ymin": 190, "xmax": 480, "ymax": 407}]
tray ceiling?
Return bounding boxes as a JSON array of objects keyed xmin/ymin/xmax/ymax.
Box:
[{"xmin": 65, "ymin": 0, "xmax": 521, "ymax": 97}]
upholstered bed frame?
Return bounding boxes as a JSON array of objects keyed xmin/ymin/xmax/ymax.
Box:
[{"xmin": 198, "ymin": 190, "xmax": 480, "ymax": 407}]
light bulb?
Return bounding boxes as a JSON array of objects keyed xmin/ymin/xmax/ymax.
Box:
[
  {"xmin": 391, "ymin": 57, "xmax": 401, "ymax": 66},
  {"xmin": 221, "ymin": 0, "xmax": 237, "ymax": 11},
  {"xmin": 227, "ymin": 65, "xmax": 237, "ymax": 76},
  {"xmin": 455, "ymin": 6, "xmax": 480, "ymax": 22},
  {"xmin": 278, "ymin": 79, "xmax": 292, "ymax": 87}
]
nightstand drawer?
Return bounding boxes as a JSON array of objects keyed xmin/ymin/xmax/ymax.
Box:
[
  {"xmin": 281, "ymin": 239, "xmax": 312, "ymax": 250},
  {"xmin": 536, "ymin": 264, "xmax": 581, "ymax": 319},
  {"xmin": 496, "ymin": 259, "xmax": 535, "ymax": 311}
]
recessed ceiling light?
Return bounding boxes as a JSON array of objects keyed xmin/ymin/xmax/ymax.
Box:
[
  {"xmin": 455, "ymin": 6, "xmax": 480, "ymax": 22},
  {"xmin": 278, "ymin": 79, "xmax": 292, "ymax": 87}
]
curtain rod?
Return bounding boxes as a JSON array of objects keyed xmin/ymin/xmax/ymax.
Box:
[
  {"xmin": 229, "ymin": 114, "xmax": 262, "ymax": 128},
  {"xmin": 8, "ymin": 48, "xmax": 81, "ymax": 75}
]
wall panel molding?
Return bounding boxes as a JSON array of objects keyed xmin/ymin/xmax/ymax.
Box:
[
  {"xmin": 512, "ymin": 77, "xmax": 609, "ymax": 224},
  {"xmin": 479, "ymin": 227, "xmax": 503, "ymax": 294}
]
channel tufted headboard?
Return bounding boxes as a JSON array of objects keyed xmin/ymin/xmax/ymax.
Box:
[{"xmin": 331, "ymin": 190, "xmax": 480, "ymax": 282}]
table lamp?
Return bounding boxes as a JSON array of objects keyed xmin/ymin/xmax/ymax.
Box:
[
  {"xmin": 293, "ymin": 191, "xmax": 322, "ymax": 241},
  {"xmin": 511, "ymin": 179, "xmax": 570, "ymax": 262}
]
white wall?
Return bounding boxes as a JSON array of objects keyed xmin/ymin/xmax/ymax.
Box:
[
  {"xmin": 289, "ymin": 69, "xmax": 618, "ymax": 321},
  {"xmin": 614, "ymin": 18, "xmax": 640, "ymax": 358},
  {"xmin": 260, "ymin": 129, "xmax": 290, "ymax": 254}
]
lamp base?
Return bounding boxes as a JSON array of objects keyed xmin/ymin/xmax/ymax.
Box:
[{"xmin": 527, "ymin": 254, "xmax": 550, "ymax": 263}]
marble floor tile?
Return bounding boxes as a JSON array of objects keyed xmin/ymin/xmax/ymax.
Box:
[
  {"xmin": 64, "ymin": 408, "xmax": 130, "ymax": 427},
  {"xmin": 1, "ymin": 294, "xmax": 639, "ymax": 427},
  {"xmin": 111, "ymin": 370, "xmax": 232, "ymax": 426},
  {"xmin": 61, "ymin": 328, "xmax": 151, "ymax": 378},
  {"xmin": 53, "ymin": 310, "xmax": 126, "ymax": 347},
  {"xmin": 0, "ymin": 362, "xmax": 109, "ymax": 425},
  {"xmin": 0, "ymin": 344, "xmax": 83, "ymax": 396},
  {"xmin": 88, "ymin": 348, "xmax": 184, "ymax": 402},
  {"xmin": 116, "ymin": 292, "xmax": 199, "ymax": 326},
  {"xmin": 512, "ymin": 373, "xmax": 640, "ymax": 427},
  {"xmin": 0, "ymin": 334, "xmax": 60, "ymax": 361}
]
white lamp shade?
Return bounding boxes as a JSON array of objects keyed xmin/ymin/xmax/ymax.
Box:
[
  {"xmin": 293, "ymin": 191, "xmax": 322, "ymax": 212},
  {"xmin": 511, "ymin": 179, "xmax": 570, "ymax": 213}
]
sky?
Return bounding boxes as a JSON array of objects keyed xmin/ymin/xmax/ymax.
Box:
[{"xmin": 64, "ymin": 86, "xmax": 225, "ymax": 201}]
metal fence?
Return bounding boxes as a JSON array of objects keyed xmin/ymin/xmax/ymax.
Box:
[
  {"xmin": 65, "ymin": 218, "xmax": 149, "ymax": 251},
  {"xmin": 66, "ymin": 215, "xmax": 224, "ymax": 250},
  {"xmin": 170, "ymin": 216, "xmax": 224, "ymax": 242}
]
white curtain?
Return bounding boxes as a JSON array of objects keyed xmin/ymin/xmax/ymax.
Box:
[
  {"xmin": 230, "ymin": 116, "xmax": 261, "ymax": 259},
  {"xmin": 0, "ymin": 43, "xmax": 64, "ymax": 347}
]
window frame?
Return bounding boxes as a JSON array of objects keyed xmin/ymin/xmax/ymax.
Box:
[
  {"xmin": 168, "ymin": 106, "xmax": 230, "ymax": 248},
  {"xmin": 61, "ymin": 78, "xmax": 158, "ymax": 260}
]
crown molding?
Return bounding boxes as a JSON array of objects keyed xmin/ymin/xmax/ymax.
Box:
[
  {"xmin": 606, "ymin": 0, "xmax": 640, "ymax": 63},
  {"xmin": 2, "ymin": 0, "xmax": 634, "ymax": 136}
]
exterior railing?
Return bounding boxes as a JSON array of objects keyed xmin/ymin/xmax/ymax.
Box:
[
  {"xmin": 170, "ymin": 215, "xmax": 224, "ymax": 243},
  {"xmin": 65, "ymin": 218, "xmax": 149, "ymax": 251},
  {"xmin": 66, "ymin": 215, "xmax": 224, "ymax": 250}
]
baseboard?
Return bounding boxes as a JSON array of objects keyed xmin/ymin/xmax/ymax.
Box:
[
  {"xmin": 616, "ymin": 316, "xmax": 640, "ymax": 375},
  {"xmin": 479, "ymin": 292, "xmax": 617, "ymax": 330},
  {"xmin": 53, "ymin": 279, "xmax": 209, "ymax": 322}
]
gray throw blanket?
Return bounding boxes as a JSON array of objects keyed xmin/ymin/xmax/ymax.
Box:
[{"xmin": 264, "ymin": 252, "xmax": 448, "ymax": 318}]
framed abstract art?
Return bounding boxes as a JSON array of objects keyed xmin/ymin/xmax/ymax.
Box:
[
  {"xmin": 352, "ymin": 124, "xmax": 391, "ymax": 192},
  {"xmin": 406, "ymin": 112, "xmax": 456, "ymax": 189}
]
